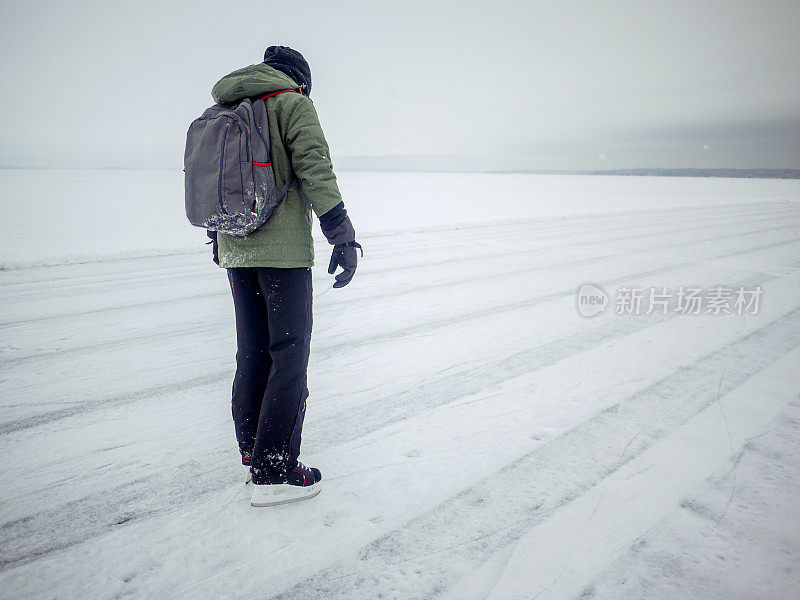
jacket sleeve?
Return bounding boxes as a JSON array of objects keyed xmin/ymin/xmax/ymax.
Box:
[{"xmin": 283, "ymin": 97, "xmax": 343, "ymax": 217}]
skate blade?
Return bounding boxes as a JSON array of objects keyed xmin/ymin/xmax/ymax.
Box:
[{"xmin": 250, "ymin": 482, "xmax": 321, "ymax": 507}]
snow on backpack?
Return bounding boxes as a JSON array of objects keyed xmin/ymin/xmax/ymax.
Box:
[{"xmin": 184, "ymin": 90, "xmax": 299, "ymax": 236}]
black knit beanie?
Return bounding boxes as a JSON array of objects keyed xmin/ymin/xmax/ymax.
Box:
[{"xmin": 263, "ymin": 45, "xmax": 312, "ymax": 96}]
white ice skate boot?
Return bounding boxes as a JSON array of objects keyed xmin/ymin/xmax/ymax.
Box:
[{"xmin": 250, "ymin": 462, "xmax": 322, "ymax": 507}]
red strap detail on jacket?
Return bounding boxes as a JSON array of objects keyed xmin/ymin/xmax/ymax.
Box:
[
  {"xmin": 252, "ymin": 162, "xmax": 271, "ymax": 167},
  {"xmin": 261, "ymin": 89, "xmax": 301, "ymax": 100}
]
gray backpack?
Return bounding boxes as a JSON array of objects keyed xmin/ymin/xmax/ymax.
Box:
[{"xmin": 184, "ymin": 90, "xmax": 298, "ymax": 236}]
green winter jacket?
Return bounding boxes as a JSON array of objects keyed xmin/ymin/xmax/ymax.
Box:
[{"xmin": 210, "ymin": 64, "xmax": 343, "ymax": 268}]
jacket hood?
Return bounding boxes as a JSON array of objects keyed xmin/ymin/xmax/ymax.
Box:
[{"xmin": 211, "ymin": 63, "xmax": 302, "ymax": 104}]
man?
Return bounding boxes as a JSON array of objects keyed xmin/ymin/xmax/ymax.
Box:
[{"xmin": 207, "ymin": 46, "xmax": 361, "ymax": 507}]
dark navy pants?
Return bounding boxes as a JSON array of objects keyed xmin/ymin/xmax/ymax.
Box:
[{"xmin": 227, "ymin": 267, "xmax": 312, "ymax": 479}]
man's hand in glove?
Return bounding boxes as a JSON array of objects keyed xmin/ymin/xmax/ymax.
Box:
[
  {"xmin": 328, "ymin": 241, "xmax": 363, "ymax": 288},
  {"xmin": 319, "ymin": 201, "xmax": 361, "ymax": 288}
]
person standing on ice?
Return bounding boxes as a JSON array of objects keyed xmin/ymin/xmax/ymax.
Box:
[{"xmin": 206, "ymin": 46, "xmax": 361, "ymax": 507}]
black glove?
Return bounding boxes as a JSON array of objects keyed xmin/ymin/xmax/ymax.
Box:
[
  {"xmin": 319, "ymin": 202, "xmax": 361, "ymax": 287},
  {"xmin": 206, "ymin": 230, "xmax": 219, "ymax": 265},
  {"xmin": 328, "ymin": 241, "xmax": 363, "ymax": 288}
]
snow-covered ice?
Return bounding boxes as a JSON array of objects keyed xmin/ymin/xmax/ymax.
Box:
[{"xmin": 1, "ymin": 170, "xmax": 799, "ymax": 599}]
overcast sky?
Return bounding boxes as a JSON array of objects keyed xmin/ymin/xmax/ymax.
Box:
[{"xmin": 1, "ymin": 0, "xmax": 798, "ymax": 171}]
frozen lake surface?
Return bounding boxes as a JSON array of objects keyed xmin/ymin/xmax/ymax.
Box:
[{"xmin": 1, "ymin": 170, "xmax": 799, "ymax": 599}]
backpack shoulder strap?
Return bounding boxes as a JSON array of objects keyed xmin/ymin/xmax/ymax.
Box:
[
  {"xmin": 256, "ymin": 89, "xmax": 302, "ymax": 197},
  {"xmin": 261, "ymin": 89, "xmax": 302, "ymax": 101}
]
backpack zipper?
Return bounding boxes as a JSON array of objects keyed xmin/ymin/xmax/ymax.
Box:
[
  {"xmin": 217, "ymin": 123, "xmax": 229, "ymax": 212},
  {"xmin": 230, "ymin": 114, "xmax": 251, "ymax": 161}
]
